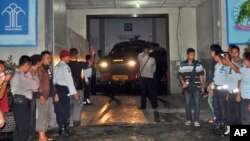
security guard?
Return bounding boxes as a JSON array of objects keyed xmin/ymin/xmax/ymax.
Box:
[
  {"xmin": 211, "ymin": 50, "xmax": 240, "ymax": 135},
  {"xmin": 222, "ymin": 53, "xmax": 241, "ymax": 136},
  {"xmin": 211, "ymin": 50, "xmax": 229, "ymax": 134},
  {"xmin": 53, "ymin": 50, "xmax": 79, "ymax": 136}
]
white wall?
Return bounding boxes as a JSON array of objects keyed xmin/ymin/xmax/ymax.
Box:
[{"xmin": 0, "ymin": 0, "xmax": 46, "ymax": 63}]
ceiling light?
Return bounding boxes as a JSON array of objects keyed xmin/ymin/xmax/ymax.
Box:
[
  {"xmin": 136, "ymin": 1, "xmax": 140, "ymax": 8},
  {"xmin": 133, "ymin": 14, "xmax": 138, "ymax": 17}
]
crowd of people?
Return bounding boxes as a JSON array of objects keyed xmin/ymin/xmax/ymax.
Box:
[
  {"xmin": 0, "ymin": 44, "xmax": 250, "ymax": 140},
  {"xmin": 0, "ymin": 48, "xmax": 96, "ymax": 141},
  {"xmin": 178, "ymin": 44, "xmax": 250, "ymax": 136}
]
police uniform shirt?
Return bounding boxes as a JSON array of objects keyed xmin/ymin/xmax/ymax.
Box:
[
  {"xmin": 232, "ymin": 58, "xmax": 244, "ymax": 68},
  {"xmin": 240, "ymin": 67, "xmax": 250, "ymax": 99},
  {"xmin": 213, "ymin": 63, "xmax": 229, "ymax": 86},
  {"xmin": 53, "ymin": 61, "xmax": 77, "ymax": 96},
  {"xmin": 225, "ymin": 68, "xmax": 241, "ymax": 92},
  {"xmin": 10, "ymin": 69, "xmax": 40, "ymax": 100}
]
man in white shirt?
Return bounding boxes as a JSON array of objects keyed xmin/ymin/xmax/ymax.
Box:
[
  {"xmin": 53, "ymin": 50, "xmax": 79, "ymax": 137},
  {"xmin": 138, "ymin": 46, "xmax": 158, "ymax": 110}
]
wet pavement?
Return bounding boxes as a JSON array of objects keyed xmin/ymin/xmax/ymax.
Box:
[
  {"xmin": 1, "ymin": 94, "xmax": 230, "ymax": 141},
  {"xmin": 52, "ymin": 94, "xmax": 229, "ymax": 141}
]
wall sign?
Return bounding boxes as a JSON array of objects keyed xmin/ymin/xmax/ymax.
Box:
[
  {"xmin": 0, "ymin": 0, "xmax": 38, "ymax": 47},
  {"xmin": 124, "ymin": 23, "xmax": 133, "ymax": 32},
  {"xmin": 226, "ymin": 0, "xmax": 250, "ymax": 45}
]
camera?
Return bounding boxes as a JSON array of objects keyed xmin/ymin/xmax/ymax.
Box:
[
  {"xmin": 4, "ymin": 70, "xmax": 13, "ymax": 75},
  {"xmin": 220, "ymin": 53, "xmax": 226, "ymax": 57}
]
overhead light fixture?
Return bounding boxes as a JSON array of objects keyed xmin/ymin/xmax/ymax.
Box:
[
  {"xmin": 133, "ymin": 14, "xmax": 138, "ymax": 17},
  {"xmin": 136, "ymin": 1, "xmax": 140, "ymax": 8}
]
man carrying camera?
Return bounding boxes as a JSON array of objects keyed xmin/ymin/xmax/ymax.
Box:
[{"xmin": 138, "ymin": 46, "xmax": 158, "ymax": 110}]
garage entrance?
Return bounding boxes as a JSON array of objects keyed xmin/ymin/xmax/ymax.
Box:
[{"xmin": 86, "ymin": 14, "xmax": 170, "ymax": 94}]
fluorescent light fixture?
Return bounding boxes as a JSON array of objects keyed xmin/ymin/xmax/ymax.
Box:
[
  {"xmin": 133, "ymin": 14, "xmax": 138, "ymax": 17},
  {"xmin": 136, "ymin": 1, "xmax": 140, "ymax": 8}
]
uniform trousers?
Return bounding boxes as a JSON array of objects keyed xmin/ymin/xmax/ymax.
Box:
[
  {"xmin": 54, "ymin": 84, "xmax": 70, "ymax": 127},
  {"xmin": 13, "ymin": 95, "xmax": 31, "ymax": 141},
  {"xmin": 213, "ymin": 89, "xmax": 229, "ymax": 124}
]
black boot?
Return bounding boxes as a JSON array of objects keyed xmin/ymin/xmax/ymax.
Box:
[
  {"xmin": 73, "ymin": 121, "xmax": 81, "ymax": 127},
  {"xmin": 27, "ymin": 135, "xmax": 35, "ymax": 141},
  {"xmin": 64, "ymin": 125, "xmax": 72, "ymax": 135},
  {"xmin": 211, "ymin": 122, "xmax": 223, "ymax": 135},
  {"xmin": 59, "ymin": 125, "xmax": 68, "ymax": 137},
  {"xmin": 213, "ymin": 123, "xmax": 225, "ymax": 136}
]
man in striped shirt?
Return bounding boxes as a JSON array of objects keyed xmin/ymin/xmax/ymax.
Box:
[{"xmin": 178, "ymin": 48, "xmax": 205, "ymax": 127}]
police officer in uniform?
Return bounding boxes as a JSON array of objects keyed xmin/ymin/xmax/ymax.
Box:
[
  {"xmin": 211, "ymin": 50, "xmax": 239, "ymax": 135},
  {"xmin": 53, "ymin": 50, "xmax": 79, "ymax": 136}
]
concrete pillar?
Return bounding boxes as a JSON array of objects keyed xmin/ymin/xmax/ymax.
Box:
[
  {"xmin": 53, "ymin": 0, "xmax": 68, "ymax": 64},
  {"xmin": 196, "ymin": 0, "xmax": 214, "ymax": 83}
]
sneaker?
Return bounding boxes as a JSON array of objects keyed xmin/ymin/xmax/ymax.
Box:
[
  {"xmin": 185, "ymin": 121, "xmax": 191, "ymax": 126},
  {"xmin": 208, "ymin": 118, "xmax": 215, "ymax": 124},
  {"xmin": 86, "ymin": 99, "xmax": 92, "ymax": 104},
  {"xmin": 82, "ymin": 101, "xmax": 87, "ymax": 105},
  {"xmin": 224, "ymin": 126, "xmax": 230, "ymax": 136},
  {"xmin": 194, "ymin": 121, "xmax": 201, "ymax": 127}
]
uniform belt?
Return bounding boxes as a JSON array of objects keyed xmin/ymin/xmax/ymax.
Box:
[
  {"xmin": 13, "ymin": 94, "xmax": 31, "ymax": 100},
  {"xmin": 55, "ymin": 84, "xmax": 68, "ymax": 88},
  {"xmin": 213, "ymin": 84, "xmax": 228, "ymax": 90},
  {"xmin": 212, "ymin": 84, "xmax": 239, "ymax": 94},
  {"xmin": 229, "ymin": 88, "xmax": 240, "ymax": 94}
]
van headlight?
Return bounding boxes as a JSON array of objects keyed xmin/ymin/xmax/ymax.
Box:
[
  {"xmin": 128, "ymin": 60, "xmax": 136, "ymax": 67},
  {"xmin": 100, "ymin": 61, "xmax": 108, "ymax": 68}
]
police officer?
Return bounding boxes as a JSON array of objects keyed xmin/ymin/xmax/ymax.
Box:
[
  {"xmin": 222, "ymin": 52, "xmax": 241, "ymax": 136},
  {"xmin": 53, "ymin": 50, "xmax": 79, "ymax": 136},
  {"xmin": 211, "ymin": 50, "xmax": 239, "ymax": 135},
  {"xmin": 11, "ymin": 56, "xmax": 40, "ymax": 141},
  {"xmin": 211, "ymin": 49, "xmax": 229, "ymax": 134}
]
